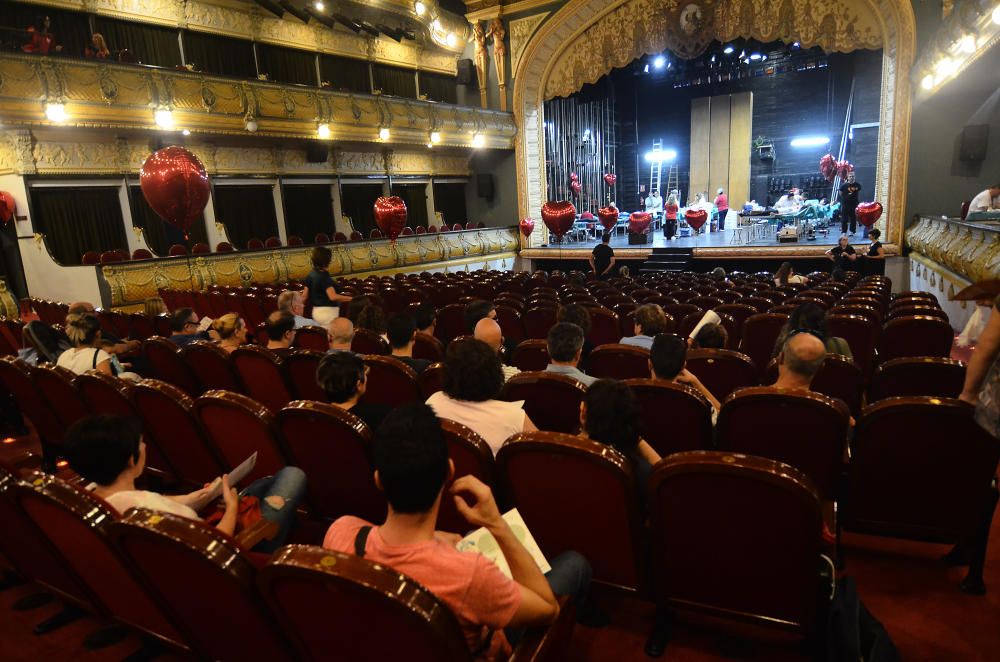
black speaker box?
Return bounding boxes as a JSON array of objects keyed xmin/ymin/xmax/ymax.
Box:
[
  {"xmin": 306, "ymin": 143, "xmax": 329, "ymax": 163},
  {"xmin": 457, "ymin": 59, "xmax": 474, "ymax": 85},
  {"xmin": 476, "ymin": 174, "xmax": 494, "ymax": 201},
  {"xmin": 960, "ymin": 124, "xmax": 989, "ymax": 162}
]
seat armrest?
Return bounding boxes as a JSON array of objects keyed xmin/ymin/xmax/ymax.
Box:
[
  {"xmin": 509, "ymin": 596, "xmax": 575, "ymax": 662},
  {"xmin": 236, "ymin": 518, "xmax": 280, "ymax": 549}
]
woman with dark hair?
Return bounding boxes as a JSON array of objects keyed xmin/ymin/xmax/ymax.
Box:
[
  {"xmin": 356, "ymin": 303, "xmax": 388, "ymax": 338},
  {"xmin": 302, "ymin": 246, "xmax": 352, "ymax": 326},
  {"xmin": 425, "ymin": 338, "xmax": 537, "ymax": 455},
  {"xmin": 581, "ymin": 379, "xmax": 661, "ymax": 494},
  {"xmin": 64, "ymin": 415, "xmax": 306, "ymax": 552},
  {"xmin": 862, "ymin": 228, "xmax": 885, "ymax": 276},
  {"xmin": 774, "ymin": 261, "xmax": 808, "ymax": 286},
  {"xmin": 772, "ymin": 302, "xmax": 852, "ymax": 359}
]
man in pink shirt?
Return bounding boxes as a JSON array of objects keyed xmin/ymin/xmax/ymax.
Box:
[{"xmin": 323, "ymin": 404, "xmax": 592, "ymax": 660}]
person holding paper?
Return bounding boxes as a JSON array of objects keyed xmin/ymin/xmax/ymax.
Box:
[
  {"xmin": 620, "ymin": 304, "xmax": 668, "ymax": 350},
  {"xmin": 323, "ymin": 404, "xmax": 594, "ymax": 660},
  {"xmin": 689, "ymin": 323, "xmax": 727, "ymax": 350},
  {"xmin": 63, "ymin": 415, "xmax": 306, "ymax": 553}
]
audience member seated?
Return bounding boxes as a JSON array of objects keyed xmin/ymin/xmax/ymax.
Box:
[
  {"xmin": 620, "ymin": 304, "xmax": 667, "ymax": 350},
  {"xmin": 57, "ymin": 313, "xmax": 115, "ymax": 377},
  {"xmin": 581, "ymin": 380, "xmax": 661, "ymax": 498},
  {"xmin": 345, "ymin": 295, "xmax": 377, "ymax": 324},
  {"xmin": 415, "ymin": 302, "xmax": 437, "ymax": 336},
  {"xmin": 649, "ymin": 333, "xmax": 721, "ymax": 412},
  {"xmin": 327, "ymin": 317, "xmax": 355, "ymax": 353},
  {"xmin": 68, "ymin": 302, "xmax": 140, "ymax": 355},
  {"xmin": 465, "ymin": 299, "xmax": 497, "ymax": 333},
  {"xmin": 211, "ymin": 313, "xmax": 248, "ymax": 354},
  {"xmin": 772, "ymin": 332, "xmax": 826, "ymax": 391},
  {"xmin": 65, "ymin": 415, "xmax": 306, "ymax": 553},
  {"xmin": 690, "ymin": 323, "xmax": 728, "ymax": 350},
  {"xmin": 277, "ymin": 290, "xmax": 317, "ymax": 328},
  {"xmin": 84, "ymin": 32, "xmax": 110, "ymax": 59},
  {"xmin": 356, "ymin": 303, "xmax": 388, "ymax": 340},
  {"xmin": 426, "ymin": 338, "xmax": 537, "ymax": 455},
  {"xmin": 387, "ymin": 313, "xmax": 430, "ymax": 374},
  {"xmin": 557, "ymin": 303, "xmax": 595, "ymax": 371},
  {"xmin": 317, "ymin": 351, "xmax": 390, "ymax": 430},
  {"xmin": 545, "ymin": 323, "xmax": 597, "ymax": 387},
  {"xmin": 775, "ymin": 261, "xmax": 808, "ymax": 286},
  {"xmin": 265, "ymin": 311, "xmax": 296, "ymax": 353},
  {"xmin": 323, "ymin": 403, "xmax": 591, "ymax": 659},
  {"xmin": 168, "ymin": 307, "xmax": 208, "ymax": 347},
  {"xmin": 474, "ymin": 318, "xmax": 520, "ymax": 382},
  {"xmin": 773, "ymin": 302, "xmax": 852, "ymax": 360},
  {"xmin": 143, "ymin": 296, "xmax": 168, "ymax": 317}
]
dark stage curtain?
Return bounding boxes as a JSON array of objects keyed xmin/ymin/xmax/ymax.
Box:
[
  {"xmin": 30, "ymin": 186, "xmax": 128, "ymax": 266},
  {"xmin": 182, "ymin": 30, "xmax": 256, "ymax": 79},
  {"xmin": 339, "ymin": 184, "xmax": 383, "ymax": 236},
  {"xmin": 372, "ymin": 63, "xmax": 416, "ymax": 98},
  {"xmin": 433, "ymin": 182, "xmax": 468, "ymax": 226},
  {"xmin": 419, "ymin": 72, "xmax": 457, "ymax": 104},
  {"xmin": 212, "ymin": 185, "xmax": 278, "ymax": 249},
  {"xmin": 390, "ymin": 183, "xmax": 429, "ymax": 229},
  {"xmin": 128, "ymin": 186, "xmax": 207, "ymax": 254},
  {"xmin": 0, "ymin": 1, "xmax": 91, "ymax": 57},
  {"xmin": 319, "ymin": 54, "xmax": 370, "ymax": 94},
  {"xmin": 255, "ymin": 43, "xmax": 317, "ymax": 86},
  {"xmin": 282, "ymin": 184, "xmax": 335, "ymax": 242},
  {"xmin": 93, "ymin": 16, "xmax": 181, "ymax": 66}
]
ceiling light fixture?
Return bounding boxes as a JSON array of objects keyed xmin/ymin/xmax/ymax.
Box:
[
  {"xmin": 317, "ymin": 123, "xmax": 331, "ymax": 139},
  {"xmin": 314, "ymin": 1, "xmax": 324, "ymax": 10},
  {"xmin": 644, "ymin": 148, "xmax": 677, "ymax": 162},
  {"xmin": 749, "ymin": 52, "xmax": 762, "ymax": 61},
  {"xmin": 44, "ymin": 102, "xmax": 67, "ymax": 123},
  {"xmin": 446, "ymin": 32, "xmax": 458, "ymax": 47},
  {"xmin": 789, "ymin": 135, "xmax": 830, "ymax": 148},
  {"xmin": 653, "ymin": 55, "xmax": 666, "ymax": 69},
  {"xmin": 182, "ymin": 129, "xmax": 191, "ymax": 136},
  {"xmin": 154, "ymin": 109, "xmax": 175, "ymax": 129},
  {"xmin": 921, "ymin": 74, "xmax": 934, "ymax": 90},
  {"xmin": 414, "ymin": 1, "xmax": 426, "ymax": 15},
  {"xmin": 430, "ymin": 131, "xmax": 441, "ymax": 144},
  {"xmin": 723, "ymin": 45, "xmax": 734, "ymax": 54},
  {"xmin": 959, "ymin": 34, "xmax": 976, "ymax": 53},
  {"xmin": 379, "ymin": 127, "xmax": 391, "ymax": 141},
  {"xmin": 472, "ymin": 133, "xmax": 485, "ymax": 148},
  {"xmin": 994, "ymin": 5, "xmax": 1000, "ymax": 25}
]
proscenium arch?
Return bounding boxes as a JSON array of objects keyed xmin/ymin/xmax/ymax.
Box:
[{"xmin": 513, "ymin": 0, "xmax": 917, "ymax": 248}]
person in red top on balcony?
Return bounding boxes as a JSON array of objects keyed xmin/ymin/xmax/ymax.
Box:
[
  {"xmin": 714, "ymin": 188, "xmax": 729, "ymax": 230},
  {"xmin": 22, "ymin": 16, "xmax": 62, "ymax": 54}
]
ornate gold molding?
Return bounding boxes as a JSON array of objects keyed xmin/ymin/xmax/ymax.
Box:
[
  {"xmin": 509, "ymin": 12, "xmax": 549, "ymax": 80},
  {"xmin": 906, "ymin": 215, "xmax": 1000, "ymax": 283},
  {"xmin": 0, "ymin": 53, "xmax": 516, "ymax": 148}
]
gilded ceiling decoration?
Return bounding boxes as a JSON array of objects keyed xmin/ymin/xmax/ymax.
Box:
[{"xmin": 509, "ymin": 12, "xmax": 549, "ymax": 80}]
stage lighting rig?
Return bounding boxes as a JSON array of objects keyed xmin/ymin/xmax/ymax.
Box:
[{"xmin": 306, "ymin": 6, "xmax": 335, "ymax": 27}]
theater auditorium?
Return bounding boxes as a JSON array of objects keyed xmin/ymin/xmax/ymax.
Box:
[{"xmin": 0, "ymin": 0, "xmax": 998, "ymax": 659}]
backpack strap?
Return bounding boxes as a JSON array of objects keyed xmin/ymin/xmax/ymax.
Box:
[
  {"xmin": 353, "ymin": 525, "xmax": 372, "ymax": 558},
  {"xmin": 92, "ymin": 348, "xmax": 100, "ymax": 369}
]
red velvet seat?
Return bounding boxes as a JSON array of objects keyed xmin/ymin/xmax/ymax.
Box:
[
  {"xmin": 427, "ymin": 225, "xmax": 438, "ymax": 233},
  {"xmin": 333, "ymin": 232, "xmax": 347, "ymax": 242},
  {"xmin": 587, "ymin": 344, "xmax": 650, "ymax": 380},
  {"xmin": 587, "ymin": 307, "xmax": 621, "ymax": 346},
  {"xmin": 830, "ymin": 304, "xmax": 882, "ymax": 326},
  {"xmin": 181, "ymin": 341, "xmax": 241, "ymax": 393},
  {"xmin": 737, "ymin": 296, "xmax": 775, "ymax": 313},
  {"xmin": 500, "ymin": 371, "xmax": 586, "ymax": 434},
  {"xmin": 878, "ymin": 316, "xmax": 953, "ymax": 362},
  {"xmin": 33, "ymin": 365, "xmax": 89, "ymax": 435},
  {"xmin": 887, "ymin": 305, "xmax": 948, "ymax": 322},
  {"xmin": 414, "ymin": 226, "xmax": 426, "ymax": 234},
  {"xmin": 131, "ymin": 248, "xmax": 153, "ymax": 260},
  {"xmin": 624, "ymin": 379, "xmax": 713, "ymax": 457},
  {"xmin": 523, "ymin": 306, "xmax": 558, "ymax": 340},
  {"xmin": 349, "ymin": 231, "xmax": 364, "ymax": 242},
  {"xmin": 846, "ymin": 397, "xmax": 1000, "ymax": 592},
  {"xmin": 99, "ymin": 250, "xmax": 125, "ymax": 263},
  {"xmin": 143, "ymin": 337, "xmax": 200, "ymax": 395},
  {"xmin": 231, "ymin": 346, "xmax": 293, "ymax": 413},
  {"xmin": 400, "ymin": 227, "xmax": 413, "ymax": 236},
  {"xmin": 418, "ymin": 362, "xmax": 444, "ymax": 398},
  {"xmin": 510, "ymin": 339, "xmax": 549, "ymax": 372},
  {"xmin": 868, "ymin": 356, "xmax": 966, "ymax": 402},
  {"xmin": 712, "ymin": 303, "xmax": 757, "ymax": 346},
  {"xmin": 247, "ymin": 238, "xmax": 264, "ymax": 250},
  {"xmin": 498, "ymin": 432, "xmax": 647, "ymax": 593},
  {"xmin": 362, "ymin": 355, "xmax": 421, "ymax": 407},
  {"xmin": 76, "ymin": 370, "xmax": 137, "ymax": 419},
  {"xmin": 287, "ymin": 235, "xmax": 304, "ymax": 246},
  {"xmin": 647, "ymin": 452, "xmax": 824, "ymax": 643},
  {"xmin": 433, "ymin": 303, "xmax": 467, "ymax": 344},
  {"xmin": 436, "ymin": 420, "xmax": 495, "ymax": 534},
  {"xmin": 265, "ymin": 236, "xmax": 282, "ymax": 248},
  {"xmin": 344, "ymin": 327, "xmax": 384, "ymax": 354},
  {"xmin": 413, "ymin": 332, "xmax": 444, "ymax": 362},
  {"xmin": 739, "ymin": 312, "xmax": 788, "ymax": 373},
  {"xmin": 684, "ymin": 348, "xmax": 757, "ymax": 403},
  {"xmin": 215, "ymin": 241, "xmax": 234, "ymax": 252},
  {"xmin": 81, "ymin": 251, "xmax": 101, "ymax": 265},
  {"xmin": 809, "ymin": 355, "xmax": 864, "ymax": 419},
  {"xmin": 168, "ymin": 244, "xmax": 187, "ymax": 256},
  {"xmin": 314, "ymin": 233, "xmax": 330, "ymax": 244},
  {"xmin": 195, "ymin": 390, "xmax": 288, "ymax": 483},
  {"xmin": 452, "ymin": 223, "xmax": 463, "ymax": 231},
  {"xmin": 494, "ymin": 305, "xmax": 526, "ymax": 345},
  {"xmin": 687, "ymin": 296, "xmax": 724, "ymax": 311},
  {"xmin": 291, "ymin": 326, "xmax": 329, "ymax": 352},
  {"xmin": 716, "ymin": 387, "xmax": 850, "ymax": 499},
  {"xmin": 128, "ymin": 312, "xmax": 157, "ymax": 340},
  {"xmin": 0, "ymin": 359, "xmax": 67, "ymax": 458},
  {"xmin": 191, "ymin": 242, "xmax": 210, "ymax": 254},
  {"xmin": 281, "ymin": 349, "xmax": 327, "ymax": 402},
  {"xmin": 825, "ymin": 314, "xmax": 879, "ymax": 377},
  {"xmin": 276, "ymin": 401, "xmax": 385, "ymax": 522},
  {"xmin": 369, "ymin": 228, "xmax": 383, "ymax": 239},
  {"xmin": 131, "ymin": 379, "xmax": 225, "ymax": 485},
  {"xmin": 109, "ymin": 509, "xmax": 294, "ymax": 660}
]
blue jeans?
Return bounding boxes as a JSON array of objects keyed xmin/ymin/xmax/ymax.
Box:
[
  {"xmin": 506, "ymin": 551, "xmax": 592, "ymax": 646},
  {"xmin": 240, "ymin": 466, "xmax": 307, "ymax": 553}
]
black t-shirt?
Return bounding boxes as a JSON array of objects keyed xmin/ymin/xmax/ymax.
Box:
[
  {"xmin": 305, "ymin": 269, "xmax": 336, "ymax": 308},
  {"xmin": 394, "ymin": 355, "xmax": 430, "ymax": 374},
  {"xmin": 867, "ymin": 241, "xmax": 882, "ymax": 257},
  {"xmin": 839, "ymin": 182, "xmax": 862, "ymax": 209},
  {"xmin": 592, "ymin": 243, "xmax": 614, "ymax": 275},
  {"xmin": 349, "ymin": 401, "xmax": 391, "ymax": 431},
  {"xmin": 830, "ymin": 244, "xmax": 856, "ymax": 268}
]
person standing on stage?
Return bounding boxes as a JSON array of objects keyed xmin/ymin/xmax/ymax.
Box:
[
  {"xmin": 714, "ymin": 188, "xmax": 728, "ymax": 230},
  {"xmin": 968, "ymin": 184, "xmax": 1000, "ymax": 213},
  {"xmin": 589, "ymin": 232, "xmax": 616, "ymax": 280},
  {"xmin": 645, "ymin": 189, "xmax": 663, "ymax": 214},
  {"xmin": 839, "ymin": 172, "xmax": 862, "ymax": 235},
  {"xmin": 663, "ymin": 193, "xmax": 679, "ymax": 240}
]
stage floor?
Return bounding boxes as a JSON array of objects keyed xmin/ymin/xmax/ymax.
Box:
[{"xmin": 541, "ymin": 225, "xmax": 869, "ymax": 250}]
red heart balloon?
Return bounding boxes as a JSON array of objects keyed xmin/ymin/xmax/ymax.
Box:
[
  {"xmin": 629, "ymin": 212, "xmax": 651, "ymax": 234},
  {"xmin": 519, "ymin": 217, "xmax": 535, "ymax": 238},
  {"xmin": 603, "ymin": 173, "xmax": 617, "ymax": 187},
  {"xmin": 856, "ymin": 201, "xmax": 883, "ymax": 227},
  {"xmin": 597, "ymin": 205, "xmax": 618, "ymax": 232},
  {"xmin": 569, "ymin": 172, "xmax": 579, "ymax": 181},
  {"xmin": 541, "ymin": 200, "xmax": 576, "ymax": 238},
  {"xmin": 685, "ymin": 208, "xmax": 708, "ymax": 231},
  {"xmin": 373, "ymin": 196, "xmax": 408, "ymax": 241},
  {"xmin": 836, "ymin": 160, "xmax": 854, "ymax": 179},
  {"xmin": 570, "ymin": 181, "xmax": 582, "ymax": 197},
  {"xmin": 819, "ymin": 154, "xmax": 837, "ymax": 182},
  {"xmin": 0, "ymin": 191, "xmax": 15, "ymax": 225},
  {"xmin": 140, "ymin": 146, "xmax": 210, "ymax": 237}
]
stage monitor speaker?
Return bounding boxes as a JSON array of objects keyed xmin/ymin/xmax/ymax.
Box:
[
  {"xmin": 306, "ymin": 143, "xmax": 329, "ymax": 163},
  {"xmin": 457, "ymin": 59, "xmax": 474, "ymax": 85},
  {"xmin": 477, "ymin": 174, "xmax": 494, "ymax": 202},
  {"xmin": 960, "ymin": 124, "xmax": 989, "ymax": 162}
]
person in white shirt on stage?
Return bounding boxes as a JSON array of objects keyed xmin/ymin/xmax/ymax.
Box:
[
  {"xmin": 774, "ymin": 188, "xmax": 802, "ymax": 213},
  {"xmin": 969, "ymin": 184, "xmax": 1000, "ymax": 213},
  {"xmin": 644, "ymin": 190, "xmax": 663, "ymax": 214}
]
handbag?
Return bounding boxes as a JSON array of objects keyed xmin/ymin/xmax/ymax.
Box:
[{"xmin": 204, "ymin": 495, "xmax": 263, "ymax": 533}]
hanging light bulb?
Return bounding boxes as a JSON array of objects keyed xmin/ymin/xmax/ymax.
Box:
[
  {"xmin": 317, "ymin": 123, "xmax": 331, "ymax": 139},
  {"xmin": 45, "ymin": 103, "xmax": 67, "ymax": 122},
  {"xmin": 379, "ymin": 127, "xmax": 391, "ymax": 141},
  {"xmin": 154, "ymin": 109, "xmax": 175, "ymax": 129}
]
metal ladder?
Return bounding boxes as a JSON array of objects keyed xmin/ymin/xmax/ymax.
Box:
[
  {"xmin": 665, "ymin": 164, "xmax": 679, "ymax": 200},
  {"xmin": 649, "ymin": 138, "xmax": 663, "ymax": 195}
]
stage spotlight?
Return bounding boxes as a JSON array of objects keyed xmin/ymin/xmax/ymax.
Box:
[
  {"xmin": 959, "ymin": 34, "xmax": 976, "ymax": 53},
  {"xmin": 472, "ymin": 133, "xmax": 485, "ymax": 148},
  {"xmin": 415, "ymin": 1, "xmax": 426, "ymax": 15},
  {"xmin": 317, "ymin": 123, "xmax": 331, "ymax": 139},
  {"xmin": 643, "ymin": 64, "xmax": 649, "ymax": 73},
  {"xmin": 379, "ymin": 127, "xmax": 391, "ymax": 141},
  {"xmin": 182, "ymin": 129, "xmax": 191, "ymax": 136},
  {"xmin": 44, "ymin": 102, "xmax": 67, "ymax": 122},
  {"xmin": 154, "ymin": 109, "xmax": 174, "ymax": 129},
  {"xmin": 789, "ymin": 136, "xmax": 829, "ymax": 148},
  {"xmin": 993, "ymin": 5, "xmax": 1000, "ymax": 24},
  {"xmin": 749, "ymin": 52, "xmax": 762, "ymax": 60},
  {"xmin": 314, "ymin": 0, "xmax": 324, "ymax": 9},
  {"xmin": 653, "ymin": 55, "xmax": 666, "ymax": 69},
  {"xmin": 792, "ymin": 42, "xmax": 801, "ymax": 48},
  {"xmin": 644, "ymin": 148, "xmax": 677, "ymax": 162},
  {"xmin": 723, "ymin": 45, "xmax": 734, "ymax": 54}
]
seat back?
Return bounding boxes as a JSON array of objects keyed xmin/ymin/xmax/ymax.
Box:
[
  {"xmin": 510, "ymin": 339, "xmax": 550, "ymax": 372},
  {"xmin": 265, "ymin": 236, "xmax": 282, "ymax": 248},
  {"xmin": 418, "ymin": 362, "xmax": 444, "ymax": 398},
  {"xmin": 624, "ymin": 379, "xmax": 713, "ymax": 456},
  {"xmin": 433, "ymin": 304, "xmax": 467, "ymax": 344},
  {"xmin": 523, "ymin": 306, "xmax": 558, "ymax": 340},
  {"xmin": 282, "ymin": 349, "xmax": 327, "ymax": 401},
  {"xmin": 436, "ymin": 420, "xmax": 495, "ymax": 534},
  {"xmin": 292, "ymin": 326, "xmax": 330, "ymax": 352},
  {"xmin": 497, "ymin": 432, "xmax": 646, "ymax": 593},
  {"xmin": 14, "ymin": 473, "xmax": 184, "ymax": 646},
  {"xmin": 110, "ymin": 509, "xmax": 294, "ymax": 661},
  {"xmin": 76, "ymin": 370, "xmax": 137, "ymax": 419},
  {"xmin": 739, "ymin": 313, "xmax": 788, "ymax": 373},
  {"xmin": 231, "ymin": 346, "xmax": 293, "ymax": 413},
  {"xmin": 878, "ymin": 316, "xmax": 954, "ymax": 362},
  {"xmin": 587, "ymin": 307, "xmax": 621, "ymax": 346},
  {"xmin": 143, "ymin": 337, "xmax": 200, "ymax": 395},
  {"xmin": 167, "ymin": 244, "xmax": 187, "ymax": 256},
  {"xmin": 0, "ymin": 357, "xmax": 65, "ymax": 444},
  {"xmin": 500, "ymin": 371, "xmax": 587, "ymax": 434},
  {"xmin": 362, "ymin": 355, "xmax": 421, "ymax": 407},
  {"xmin": 181, "ymin": 341, "xmax": 241, "ymax": 393},
  {"xmin": 351, "ymin": 328, "xmax": 390, "ymax": 355},
  {"xmin": 825, "ymin": 314, "xmax": 878, "ymax": 376},
  {"xmin": 712, "ymin": 304, "xmax": 758, "ymax": 346},
  {"xmin": 195, "ymin": 390, "xmax": 287, "ymax": 482},
  {"xmin": 868, "ymin": 357, "xmax": 965, "ymax": 401},
  {"xmin": 847, "ymin": 397, "xmax": 1000, "ymax": 542},
  {"xmin": 33, "ymin": 364, "xmax": 89, "ymax": 432},
  {"xmin": 259, "ymin": 545, "xmax": 471, "ymax": 662},
  {"xmin": 684, "ymin": 349, "xmax": 758, "ymax": 402},
  {"xmin": 276, "ymin": 401, "xmax": 385, "ymax": 522},
  {"xmin": 495, "ymin": 305, "xmax": 526, "ymax": 345},
  {"xmin": 413, "ymin": 331, "xmax": 444, "ymax": 362},
  {"xmin": 648, "ymin": 452, "xmax": 823, "ymax": 635},
  {"xmin": 807, "ymin": 355, "xmax": 864, "ymax": 419},
  {"xmin": 587, "ymin": 344, "xmax": 650, "ymax": 379},
  {"xmin": 215, "ymin": 241, "xmax": 234, "ymax": 252},
  {"xmin": 717, "ymin": 387, "xmax": 849, "ymax": 498}
]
